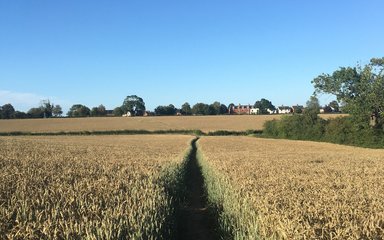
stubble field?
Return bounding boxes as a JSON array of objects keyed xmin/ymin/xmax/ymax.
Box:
[
  {"xmin": 198, "ymin": 136, "xmax": 384, "ymax": 239},
  {"xmin": 0, "ymin": 135, "xmax": 193, "ymax": 239}
]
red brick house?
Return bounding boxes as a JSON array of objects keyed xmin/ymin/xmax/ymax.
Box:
[{"xmin": 229, "ymin": 104, "xmax": 253, "ymax": 115}]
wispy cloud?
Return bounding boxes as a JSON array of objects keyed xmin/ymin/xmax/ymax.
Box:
[{"xmin": 0, "ymin": 90, "xmax": 70, "ymax": 112}]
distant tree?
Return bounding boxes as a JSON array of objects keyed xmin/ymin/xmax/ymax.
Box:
[
  {"xmin": 14, "ymin": 111, "xmax": 28, "ymax": 119},
  {"xmin": 40, "ymin": 100, "xmax": 54, "ymax": 118},
  {"xmin": 220, "ymin": 104, "xmax": 228, "ymax": 114},
  {"xmin": 155, "ymin": 104, "xmax": 177, "ymax": 116},
  {"xmin": 28, "ymin": 107, "xmax": 44, "ymax": 118},
  {"xmin": 306, "ymin": 95, "xmax": 320, "ymax": 113},
  {"xmin": 181, "ymin": 102, "xmax": 192, "ymax": 115},
  {"xmin": 312, "ymin": 57, "xmax": 384, "ymax": 128},
  {"xmin": 121, "ymin": 95, "xmax": 146, "ymax": 116},
  {"xmin": 113, "ymin": 107, "xmax": 124, "ymax": 116},
  {"xmin": 209, "ymin": 101, "xmax": 221, "ymax": 115},
  {"xmin": 0, "ymin": 104, "xmax": 15, "ymax": 119},
  {"xmin": 67, "ymin": 104, "xmax": 90, "ymax": 117},
  {"xmin": 91, "ymin": 107, "xmax": 99, "ymax": 117},
  {"xmin": 254, "ymin": 98, "xmax": 275, "ymax": 114},
  {"xmin": 52, "ymin": 105, "xmax": 63, "ymax": 117},
  {"xmin": 192, "ymin": 103, "xmax": 209, "ymax": 115},
  {"xmin": 91, "ymin": 104, "xmax": 107, "ymax": 117}
]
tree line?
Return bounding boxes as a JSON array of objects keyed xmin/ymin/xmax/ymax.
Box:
[{"xmin": 0, "ymin": 94, "xmax": 341, "ymax": 119}]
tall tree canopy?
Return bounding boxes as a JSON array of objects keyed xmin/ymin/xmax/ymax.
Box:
[
  {"xmin": 0, "ymin": 104, "xmax": 15, "ymax": 119},
  {"xmin": 121, "ymin": 95, "xmax": 146, "ymax": 116},
  {"xmin": 312, "ymin": 57, "xmax": 384, "ymax": 128},
  {"xmin": 155, "ymin": 104, "xmax": 176, "ymax": 116},
  {"xmin": 181, "ymin": 102, "xmax": 192, "ymax": 115},
  {"xmin": 67, "ymin": 104, "xmax": 90, "ymax": 117},
  {"xmin": 254, "ymin": 98, "xmax": 275, "ymax": 114}
]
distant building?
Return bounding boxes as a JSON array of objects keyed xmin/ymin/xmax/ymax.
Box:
[
  {"xmin": 250, "ymin": 108, "xmax": 260, "ymax": 115},
  {"xmin": 277, "ymin": 106, "xmax": 293, "ymax": 114},
  {"xmin": 229, "ymin": 104, "xmax": 259, "ymax": 115}
]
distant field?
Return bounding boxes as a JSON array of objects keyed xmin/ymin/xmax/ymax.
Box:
[
  {"xmin": 198, "ymin": 136, "xmax": 384, "ymax": 239},
  {"xmin": 0, "ymin": 114, "xmax": 345, "ymax": 133}
]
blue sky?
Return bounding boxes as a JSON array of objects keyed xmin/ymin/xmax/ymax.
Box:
[{"xmin": 1, "ymin": 0, "xmax": 383, "ymax": 113}]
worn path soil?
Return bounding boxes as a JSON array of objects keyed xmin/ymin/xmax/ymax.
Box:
[{"xmin": 178, "ymin": 139, "xmax": 217, "ymax": 240}]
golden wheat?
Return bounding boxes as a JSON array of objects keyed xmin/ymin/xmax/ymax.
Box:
[
  {"xmin": 0, "ymin": 115, "xmax": 282, "ymax": 133},
  {"xmin": 198, "ymin": 136, "xmax": 384, "ymax": 239},
  {"xmin": 0, "ymin": 135, "xmax": 193, "ymax": 239}
]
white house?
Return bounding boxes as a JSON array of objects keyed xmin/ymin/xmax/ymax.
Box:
[
  {"xmin": 250, "ymin": 108, "xmax": 260, "ymax": 115},
  {"xmin": 277, "ymin": 106, "xmax": 293, "ymax": 114},
  {"xmin": 266, "ymin": 108, "xmax": 277, "ymax": 114}
]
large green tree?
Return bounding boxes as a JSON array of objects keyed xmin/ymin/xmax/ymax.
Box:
[
  {"xmin": 155, "ymin": 104, "xmax": 176, "ymax": 116},
  {"xmin": 91, "ymin": 104, "xmax": 107, "ymax": 117},
  {"xmin": 0, "ymin": 104, "xmax": 15, "ymax": 119},
  {"xmin": 40, "ymin": 100, "xmax": 54, "ymax": 118},
  {"xmin": 113, "ymin": 107, "xmax": 124, "ymax": 116},
  {"xmin": 52, "ymin": 105, "xmax": 63, "ymax": 117},
  {"xmin": 312, "ymin": 57, "xmax": 384, "ymax": 128},
  {"xmin": 121, "ymin": 95, "xmax": 146, "ymax": 116},
  {"xmin": 192, "ymin": 103, "xmax": 209, "ymax": 115},
  {"xmin": 181, "ymin": 102, "xmax": 192, "ymax": 115},
  {"xmin": 254, "ymin": 98, "xmax": 275, "ymax": 114},
  {"xmin": 67, "ymin": 104, "xmax": 91, "ymax": 117}
]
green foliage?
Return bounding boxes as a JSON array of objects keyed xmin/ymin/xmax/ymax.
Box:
[
  {"xmin": 91, "ymin": 104, "xmax": 107, "ymax": 117},
  {"xmin": 192, "ymin": 103, "xmax": 210, "ymax": 115},
  {"xmin": 254, "ymin": 98, "xmax": 275, "ymax": 114},
  {"xmin": 67, "ymin": 104, "xmax": 91, "ymax": 117},
  {"xmin": 113, "ymin": 107, "xmax": 124, "ymax": 116},
  {"xmin": 209, "ymin": 101, "xmax": 221, "ymax": 115},
  {"xmin": 265, "ymin": 111, "xmax": 326, "ymax": 140},
  {"xmin": 0, "ymin": 103, "xmax": 15, "ymax": 119},
  {"xmin": 306, "ymin": 95, "xmax": 320, "ymax": 113},
  {"xmin": 263, "ymin": 115, "xmax": 384, "ymax": 148},
  {"xmin": 27, "ymin": 107, "xmax": 44, "ymax": 118},
  {"xmin": 52, "ymin": 105, "xmax": 63, "ymax": 117},
  {"xmin": 121, "ymin": 95, "xmax": 146, "ymax": 116},
  {"xmin": 40, "ymin": 100, "xmax": 54, "ymax": 118},
  {"xmin": 155, "ymin": 104, "xmax": 177, "ymax": 116},
  {"xmin": 181, "ymin": 102, "xmax": 192, "ymax": 115},
  {"xmin": 312, "ymin": 57, "xmax": 384, "ymax": 129}
]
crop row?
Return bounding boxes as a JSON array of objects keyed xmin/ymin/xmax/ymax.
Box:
[
  {"xmin": 197, "ymin": 136, "xmax": 384, "ymax": 239},
  {"xmin": 0, "ymin": 135, "xmax": 193, "ymax": 239}
]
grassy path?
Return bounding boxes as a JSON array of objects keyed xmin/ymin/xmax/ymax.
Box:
[{"xmin": 178, "ymin": 138, "xmax": 217, "ymax": 240}]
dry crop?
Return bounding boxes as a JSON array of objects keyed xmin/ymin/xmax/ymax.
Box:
[
  {"xmin": 0, "ymin": 115, "xmax": 281, "ymax": 133},
  {"xmin": 198, "ymin": 136, "xmax": 384, "ymax": 239},
  {"xmin": 0, "ymin": 135, "xmax": 193, "ymax": 239}
]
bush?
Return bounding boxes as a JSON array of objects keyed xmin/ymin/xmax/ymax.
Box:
[
  {"xmin": 263, "ymin": 114, "xmax": 384, "ymax": 148},
  {"xmin": 264, "ymin": 112, "xmax": 325, "ymax": 140}
]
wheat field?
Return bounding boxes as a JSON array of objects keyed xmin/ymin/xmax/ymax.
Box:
[
  {"xmin": 0, "ymin": 115, "xmax": 280, "ymax": 133},
  {"xmin": 198, "ymin": 136, "xmax": 384, "ymax": 239},
  {"xmin": 0, "ymin": 114, "xmax": 347, "ymax": 134},
  {"xmin": 0, "ymin": 135, "xmax": 193, "ymax": 239}
]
